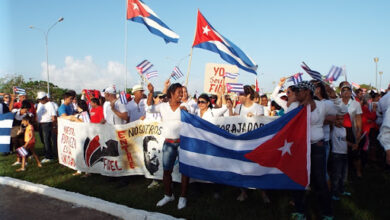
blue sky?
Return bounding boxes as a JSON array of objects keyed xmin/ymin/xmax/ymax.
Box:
[{"xmin": 1, "ymin": 0, "xmax": 389, "ymax": 94}]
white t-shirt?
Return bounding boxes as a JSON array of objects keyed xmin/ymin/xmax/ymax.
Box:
[
  {"xmin": 103, "ymin": 99, "xmax": 128, "ymax": 125},
  {"xmin": 183, "ymin": 98, "xmax": 198, "ymax": 114},
  {"xmin": 340, "ymin": 98, "xmax": 362, "ymax": 123},
  {"xmin": 285, "ymin": 101, "xmax": 299, "ymax": 114},
  {"xmin": 271, "ymin": 85, "xmax": 288, "ymax": 111},
  {"xmin": 126, "ymin": 99, "xmax": 147, "ymax": 123},
  {"xmin": 234, "ymin": 103, "xmax": 264, "ymax": 116},
  {"xmin": 197, "ymin": 105, "xmax": 228, "ymax": 122},
  {"xmin": 11, "ymin": 109, "xmax": 33, "ymax": 121},
  {"xmin": 36, "ymin": 101, "xmax": 56, "ymax": 123},
  {"xmin": 331, "ymin": 126, "xmax": 348, "ymax": 154},
  {"xmin": 147, "ymin": 102, "xmax": 189, "ymax": 139},
  {"xmin": 322, "ymin": 99, "xmax": 337, "ymax": 141},
  {"xmin": 310, "ymin": 100, "xmax": 327, "ymax": 144}
]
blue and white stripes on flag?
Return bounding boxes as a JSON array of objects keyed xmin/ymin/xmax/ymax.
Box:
[
  {"xmin": 0, "ymin": 112, "xmax": 14, "ymax": 153},
  {"xmin": 226, "ymin": 83, "xmax": 244, "ymax": 93},
  {"xmin": 81, "ymin": 111, "xmax": 91, "ymax": 123},
  {"xmin": 179, "ymin": 108, "xmax": 308, "ymax": 190},
  {"xmin": 145, "ymin": 70, "xmax": 158, "ymax": 80},
  {"xmin": 326, "ymin": 65, "xmax": 343, "ymax": 82},
  {"xmin": 120, "ymin": 91, "xmax": 128, "ymax": 105},
  {"xmin": 224, "ymin": 72, "xmax": 239, "ymax": 79},
  {"xmin": 301, "ymin": 62, "xmax": 323, "ymax": 81},
  {"xmin": 13, "ymin": 86, "xmax": 26, "ymax": 95},
  {"xmin": 136, "ymin": 60, "xmax": 153, "ymax": 74},
  {"xmin": 171, "ymin": 66, "xmax": 184, "ymax": 80},
  {"xmin": 16, "ymin": 147, "xmax": 28, "ymax": 157},
  {"xmin": 287, "ymin": 73, "xmax": 303, "ymax": 85},
  {"xmin": 127, "ymin": 0, "xmax": 179, "ymax": 43}
]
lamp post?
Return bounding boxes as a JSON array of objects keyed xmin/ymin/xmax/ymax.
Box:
[
  {"xmin": 379, "ymin": 71, "xmax": 383, "ymax": 91},
  {"xmin": 374, "ymin": 57, "xmax": 379, "ymax": 90},
  {"xmin": 29, "ymin": 17, "xmax": 64, "ymax": 96}
]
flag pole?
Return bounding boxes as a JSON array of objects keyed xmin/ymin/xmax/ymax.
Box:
[
  {"xmin": 124, "ymin": 0, "xmax": 128, "ymax": 91},
  {"xmin": 185, "ymin": 48, "xmax": 194, "ymax": 87}
]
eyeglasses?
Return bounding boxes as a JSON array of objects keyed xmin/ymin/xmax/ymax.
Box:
[
  {"xmin": 197, "ymin": 100, "xmax": 207, "ymax": 104},
  {"xmin": 4, "ymin": 96, "xmax": 9, "ymax": 99}
]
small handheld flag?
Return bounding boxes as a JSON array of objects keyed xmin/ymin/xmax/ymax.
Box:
[
  {"xmin": 224, "ymin": 72, "xmax": 239, "ymax": 79},
  {"xmin": 287, "ymin": 73, "xmax": 303, "ymax": 85},
  {"xmin": 301, "ymin": 62, "xmax": 322, "ymax": 81},
  {"xmin": 351, "ymin": 82, "xmax": 360, "ymax": 89},
  {"xmin": 120, "ymin": 91, "xmax": 128, "ymax": 104},
  {"xmin": 192, "ymin": 10, "xmax": 258, "ymax": 74},
  {"xmin": 171, "ymin": 66, "xmax": 184, "ymax": 80},
  {"xmin": 226, "ymin": 83, "xmax": 244, "ymax": 93},
  {"xmin": 145, "ymin": 70, "xmax": 158, "ymax": 80},
  {"xmin": 136, "ymin": 60, "xmax": 153, "ymax": 74},
  {"xmin": 127, "ymin": 0, "xmax": 179, "ymax": 43},
  {"xmin": 13, "ymin": 86, "xmax": 26, "ymax": 95},
  {"xmin": 326, "ymin": 65, "xmax": 343, "ymax": 82}
]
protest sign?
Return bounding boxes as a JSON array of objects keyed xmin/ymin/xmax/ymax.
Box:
[{"xmin": 203, "ymin": 63, "xmax": 239, "ymax": 94}]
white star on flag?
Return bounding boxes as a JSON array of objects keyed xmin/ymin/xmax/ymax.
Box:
[
  {"xmin": 202, "ymin": 25, "xmax": 210, "ymax": 35},
  {"xmin": 133, "ymin": 3, "xmax": 139, "ymax": 10},
  {"xmin": 278, "ymin": 140, "xmax": 293, "ymax": 156}
]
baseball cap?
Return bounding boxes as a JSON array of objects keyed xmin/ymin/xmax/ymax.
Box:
[
  {"xmin": 104, "ymin": 86, "xmax": 116, "ymax": 94},
  {"xmin": 36, "ymin": 91, "xmax": 47, "ymax": 99},
  {"xmin": 132, "ymin": 85, "xmax": 144, "ymax": 93}
]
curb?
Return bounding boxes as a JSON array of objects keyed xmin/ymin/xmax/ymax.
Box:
[{"xmin": 0, "ymin": 176, "xmax": 183, "ymax": 220}]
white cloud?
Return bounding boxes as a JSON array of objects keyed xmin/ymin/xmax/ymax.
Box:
[{"xmin": 41, "ymin": 56, "xmax": 133, "ymax": 92}]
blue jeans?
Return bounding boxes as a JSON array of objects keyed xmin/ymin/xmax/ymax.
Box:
[
  {"xmin": 39, "ymin": 122, "xmax": 54, "ymax": 159},
  {"xmin": 330, "ymin": 153, "xmax": 348, "ymax": 197},
  {"xmin": 162, "ymin": 141, "xmax": 180, "ymax": 171},
  {"xmin": 294, "ymin": 142, "xmax": 332, "ymax": 216}
]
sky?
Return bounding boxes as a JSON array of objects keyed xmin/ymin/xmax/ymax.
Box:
[{"xmin": 1, "ymin": 0, "xmax": 390, "ymax": 94}]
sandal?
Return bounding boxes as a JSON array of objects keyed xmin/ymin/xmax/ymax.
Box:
[{"xmin": 16, "ymin": 168, "xmax": 25, "ymax": 172}]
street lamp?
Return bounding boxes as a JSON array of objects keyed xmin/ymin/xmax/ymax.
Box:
[
  {"xmin": 374, "ymin": 57, "xmax": 379, "ymax": 90},
  {"xmin": 379, "ymin": 71, "xmax": 383, "ymax": 91},
  {"xmin": 29, "ymin": 17, "xmax": 64, "ymax": 96}
]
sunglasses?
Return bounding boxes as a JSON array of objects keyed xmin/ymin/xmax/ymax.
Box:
[
  {"xmin": 4, "ymin": 96, "xmax": 9, "ymax": 99},
  {"xmin": 197, "ymin": 100, "xmax": 207, "ymax": 104}
]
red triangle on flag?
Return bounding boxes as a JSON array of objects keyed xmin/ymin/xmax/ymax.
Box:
[
  {"xmin": 245, "ymin": 106, "xmax": 309, "ymax": 187},
  {"xmin": 192, "ymin": 10, "xmax": 224, "ymax": 47},
  {"xmin": 127, "ymin": 0, "xmax": 150, "ymax": 19}
]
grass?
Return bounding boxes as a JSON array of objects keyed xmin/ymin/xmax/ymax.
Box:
[{"xmin": 1, "ymin": 133, "xmax": 390, "ymax": 219}]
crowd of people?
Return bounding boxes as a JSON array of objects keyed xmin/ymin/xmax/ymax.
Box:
[{"xmin": 1, "ymin": 78, "xmax": 389, "ymax": 219}]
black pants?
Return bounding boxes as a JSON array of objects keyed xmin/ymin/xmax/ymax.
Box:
[{"xmin": 39, "ymin": 122, "xmax": 55, "ymax": 159}]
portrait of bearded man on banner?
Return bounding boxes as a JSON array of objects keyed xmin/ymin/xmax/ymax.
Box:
[{"xmin": 143, "ymin": 136, "xmax": 160, "ymax": 175}]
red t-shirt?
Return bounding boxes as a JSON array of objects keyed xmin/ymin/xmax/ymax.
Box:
[{"xmin": 90, "ymin": 106, "xmax": 103, "ymax": 123}]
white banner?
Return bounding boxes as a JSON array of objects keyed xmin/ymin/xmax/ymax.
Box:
[{"xmin": 58, "ymin": 115, "xmax": 277, "ymax": 180}]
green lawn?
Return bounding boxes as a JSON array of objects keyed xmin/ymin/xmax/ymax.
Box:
[{"xmin": 1, "ymin": 133, "xmax": 390, "ymax": 219}]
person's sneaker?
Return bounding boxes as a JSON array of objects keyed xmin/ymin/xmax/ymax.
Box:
[
  {"xmin": 12, "ymin": 161, "xmax": 21, "ymax": 166},
  {"xmin": 147, "ymin": 180, "xmax": 159, "ymax": 189},
  {"xmin": 177, "ymin": 197, "xmax": 187, "ymax": 210},
  {"xmin": 331, "ymin": 195, "xmax": 340, "ymax": 201},
  {"xmin": 41, "ymin": 158, "xmax": 52, "ymax": 163},
  {"xmin": 291, "ymin": 212, "xmax": 306, "ymax": 220},
  {"xmin": 156, "ymin": 195, "xmax": 175, "ymax": 207},
  {"xmin": 341, "ymin": 191, "xmax": 351, "ymax": 196}
]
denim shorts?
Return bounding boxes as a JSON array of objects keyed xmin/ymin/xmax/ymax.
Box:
[{"xmin": 162, "ymin": 141, "xmax": 180, "ymax": 171}]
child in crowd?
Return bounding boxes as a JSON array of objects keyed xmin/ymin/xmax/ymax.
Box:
[
  {"xmin": 13, "ymin": 115, "xmax": 42, "ymax": 171},
  {"xmin": 330, "ymin": 114, "xmax": 353, "ymax": 200}
]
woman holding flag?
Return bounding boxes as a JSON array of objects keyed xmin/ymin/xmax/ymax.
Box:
[
  {"xmin": 197, "ymin": 84, "xmax": 230, "ymax": 121},
  {"xmin": 146, "ymin": 82, "xmax": 190, "ymax": 210}
]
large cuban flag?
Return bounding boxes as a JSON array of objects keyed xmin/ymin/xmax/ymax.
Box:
[
  {"xmin": 179, "ymin": 106, "xmax": 310, "ymax": 190},
  {"xmin": 192, "ymin": 10, "xmax": 258, "ymax": 75},
  {"xmin": 127, "ymin": 0, "xmax": 179, "ymax": 43},
  {"xmin": 0, "ymin": 112, "xmax": 14, "ymax": 153}
]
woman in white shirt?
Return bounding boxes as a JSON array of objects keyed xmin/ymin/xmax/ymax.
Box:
[
  {"xmin": 197, "ymin": 86, "xmax": 230, "ymax": 121},
  {"xmin": 146, "ymin": 82, "xmax": 189, "ymax": 210},
  {"xmin": 234, "ymin": 85, "xmax": 264, "ymax": 117},
  {"xmin": 293, "ymin": 81, "xmax": 333, "ymax": 219},
  {"xmin": 271, "ymin": 77, "xmax": 300, "ymax": 113}
]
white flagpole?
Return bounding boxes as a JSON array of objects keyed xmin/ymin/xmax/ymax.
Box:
[
  {"xmin": 124, "ymin": 0, "xmax": 128, "ymax": 91},
  {"xmin": 185, "ymin": 48, "xmax": 194, "ymax": 87},
  {"xmin": 343, "ymin": 65, "xmax": 347, "ymax": 81}
]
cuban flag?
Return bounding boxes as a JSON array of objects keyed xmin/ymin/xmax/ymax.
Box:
[
  {"xmin": 226, "ymin": 83, "xmax": 244, "ymax": 93},
  {"xmin": 120, "ymin": 91, "xmax": 128, "ymax": 105},
  {"xmin": 326, "ymin": 65, "xmax": 343, "ymax": 82},
  {"xmin": 145, "ymin": 70, "xmax": 158, "ymax": 80},
  {"xmin": 0, "ymin": 112, "xmax": 14, "ymax": 153},
  {"xmin": 223, "ymin": 72, "xmax": 239, "ymax": 79},
  {"xmin": 171, "ymin": 66, "xmax": 184, "ymax": 80},
  {"xmin": 287, "ymin": 73, "xmax": 303, "ymax": 85},
  {"xmin": 192, "ymin": 10, "xmax": 258, "ymax": 75},
  {"xmin": 179, "ymin": 106, "xmax": 310, "ymax": 189},
  {"xmin": 13, "ymin": 86, "xmax": 26, "ymax": 95},
  {"xmin": 127, "ymin": 0, "xmax": 179, "ymax": 43},
  {"xmin": 351, "ymin": 82, "xmax": 360, "ymax": 89},
  {"xmin": 301, "ymin": 62, "xmax": 323, "ymax": 81},
  {"xmin": 136, "ymin": 60, "xmax": 154, "ymax": 74}
]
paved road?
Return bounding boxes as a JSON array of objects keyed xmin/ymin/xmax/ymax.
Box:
[{"xmin": 0, "ymin": 185, "xmax": 119, "ymax": 220}]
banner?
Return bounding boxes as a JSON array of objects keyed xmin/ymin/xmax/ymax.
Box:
[
  {"xmin": 203, "ymin": 63, "xmax": 238, "ymax": 94},
  {"xmin": 0, "ymin": 112, "xmax": 14, "ymax": 153},
  {"xmin": 58, "ymin": 115, "xmax": 277, "ymax": 181}
]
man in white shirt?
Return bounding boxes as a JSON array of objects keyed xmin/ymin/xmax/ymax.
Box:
[
  {"xmin": 102, "ymin": 86, "xmax": 128, "ymax": 125},
  {"xmin": 126, "ymin": 85, "xmax": 147, "ymax": 123},
  {"xmin": 36, "ymin": 91, "xmax": 57, "ymax": 163}
]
